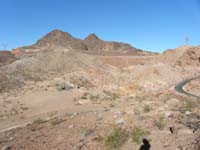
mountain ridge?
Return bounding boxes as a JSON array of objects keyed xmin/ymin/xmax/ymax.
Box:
[{"xmin": 11, "ymin": 29, "xmax": 151, "ymax": 58}]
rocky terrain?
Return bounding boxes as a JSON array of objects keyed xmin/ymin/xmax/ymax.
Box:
[
  {"xmin": 162, "ymin": 46, "xmax": 200, "ymax": 67},
  {"xmin": 0, "ymin": 30, "xmax": 200, "ymax": 150},
  {"xmin": 184, "ymin": 78, "xmax": 200, "ymax": 97},
  {"xmin": 0, "ymin": 51, "xmax": 16, "ymax": 67}
]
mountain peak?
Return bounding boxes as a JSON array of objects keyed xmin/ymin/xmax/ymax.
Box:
[
  {"xmin": 35, "ymin": 29, "xmax": 74, "ymax": 47},
  {"xmin": 45, "ymin": 29, "xmax": 72, "ymax": 39},
  {"xmin": 84, "ymin": 33, "xmax": 100, "ymax": 41}
]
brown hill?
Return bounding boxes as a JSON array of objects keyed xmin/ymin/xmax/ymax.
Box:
[
  {"xmin": 35, "ymin": 29, "xmax": 88, "ymax": 50},
  {"xmin": 0, "ymin": 50, "xmax": 17, "ymax": 67},
  {"xmin": 12, "ymin": 30, "xmax": 88, "ymax": 58},
  {"xmin": 162, "ymin": 46, "xmax": 200, "ymax": 67},
  {"xmin": 11, "ymin": 29, "xmax": 151, "ymax": 58},
  {"xmin": 84, "ymin": 33, "xmax": 142, "ymax": 55}
]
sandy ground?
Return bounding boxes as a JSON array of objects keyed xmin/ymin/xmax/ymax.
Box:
[
  {"xmin": 0, "ymin": 79, "xmax": 199, "ymax": 149},
  {"xmin": 0, "ymin": 54, "xmax": 200, "ymax": 150}
]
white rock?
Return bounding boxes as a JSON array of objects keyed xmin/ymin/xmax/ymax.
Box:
[
  {"xmin": 115, "ymin": 118, "xmax": 126, "ymax": 125},
  {"xmin": 185, "ymin": 111, "xmax": 191, "ymax": 115},
  {"xmin": 68, "ymin": 124, "xmax": 74, "ymax": 128},
  {"xmin": 114, "ymin": 111, "xmax": 122, "ymax": 115},
  {"xmin": 2, "ymin": 146, "xmax": 11, "ymax": 150},
  {"xmin": 165, "ymin": 112, "xmax": 173, "ymax": 118}
]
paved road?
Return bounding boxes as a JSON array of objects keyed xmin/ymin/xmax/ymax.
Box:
[{"xmin": 175, "ymin": 77, "xmax": 200, "ymax": 99}]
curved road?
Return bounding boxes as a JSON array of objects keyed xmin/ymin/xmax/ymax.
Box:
[{"xmin": 175, "ymin": 77, "xmax": 200, "ymax": 99}]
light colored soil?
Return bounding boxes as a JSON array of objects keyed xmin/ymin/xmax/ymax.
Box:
[
  {"xmin": 100, "ymin": 56, "xmax": 159, "ymax": 68},
  {"xmin": 184, "ymin": 78, "xmax": 200, "ymax": 97},
  {"xmin": 0, "ymin": 52, "xmax": 200, "ymax": 150}
]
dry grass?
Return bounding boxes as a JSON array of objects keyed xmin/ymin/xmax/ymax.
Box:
[
  {"xmin": 101, "ymin": 127, "xmax": 128, "ymax": 150},
  {"xmin": 131, "ymin": 126, "xmax": 151, "ymax": 144},
  {"xmin": 32, "ymin": 118, "xmax": 46, "ymax": 125},
  {"xmin": 50, "ymin": 117, "xmax": 65, "ymax": 126},
  {"xmin": 154, "ymin": 116, "xmax": 166, "ymax": 130}
]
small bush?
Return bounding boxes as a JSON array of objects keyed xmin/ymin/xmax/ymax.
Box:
[
  {"xmin": 162, "ymin": 93, "xmax": 174, "ymax": 103},
  {"xmin": 103, "ymin": 90, "xmax": 120, "ymax": 101},
  {"xmin": 80, "ymin": 92, "xmax": 89, "ymax": 99},
  {"xmin": 131, "ymin": 126, "xmax": 150, "ymax": 144},
  {"xmin": 32, "ymin": 118, "xmax": 46, "ymax": 125},
  {"xmin": 89, "ymin": 93, "xmax": 100, "ymax": 101},
  {"xmin": 154, "ymin": 117, "xmax": 166, "ymax": 130},
  {"xmin": 103, "ymin": 127, "xmax": 128, "ymax": 150},
  {"xmin": 143, "ymin": 105, "xmax": 151, "ymax": 113},
  {"xmin": 50, "ymin": 117, "xmax": 65, "ymax": 126},
  {"xmin": 181, "ymin": 98, "xmax": 196, "ymax": 111},
  {"xmin": 135, "ymin": 95, "xmax": 145, "ymax": 102}
]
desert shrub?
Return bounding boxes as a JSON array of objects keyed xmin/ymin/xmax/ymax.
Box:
[
  {"xmin": 143, "ymin": 105, "xmax": 151, "ymax": 113},
  {"xmin": 80, "ymin": 91, "xmax": 101, "ymax": 101},
  {"xmin": 0, "ymin": 72, "xmax": 23, "ymax": 93},
  {"xmin": 80, "ymin": 92, "xmax": 89, "ymax": 99},
  {"xmin": 135, "ymin": 95, "xmax": 145, "ymax": 102},
  {"xmin": 103, "ymin": 90, "xmax": 120, "ymax": 101},
  {"xmin": 131, "ymin": 126, "xmax": 150, "ymax": 144},
  {"xmin": 109, "ymin": 103, "xmax": 115, "ymax": 108},
  {"xmin": 70, "ymin": 76, "xmax": 94, "ymax": 89},
  {"xmin": 181, "ymin": 98, "xmax": 196, "ymax": 111},
  {"xmin": 162, "ymin": 93, "xmax": 174, "ymax": 103},
  {"xmin": 50, "ymin": 117, "xmax": 65, "ymax": 126},
  {"xmin": 154, "ymin": 116, "xmax": 166, "ymax": 130},
  {"xmin": 102, "ymin": 127, "xmax": 128, "ymax": 150},
  {"xmin": 32, "ymin": 118, "xmax": 46, "ymax": 125},
  {"xmin": 89, "ymin": 93, "xmax": 100, "ymax": 101}
]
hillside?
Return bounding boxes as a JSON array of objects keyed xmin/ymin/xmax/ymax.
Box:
[
  {"xmin": 162, "ymin": 46, "xmax": 200, "ymax": 67},
  {"xmin": 0, "ymin": 51, "xmax": 17, "ymax": 67},
  {"xmin": 84, "ymin": 33, "xmax": 142, "ymax": 55}
]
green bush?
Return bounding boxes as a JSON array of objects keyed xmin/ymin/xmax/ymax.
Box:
[
  {"xmin": 103, "ymin": 127, "xmax": 128, "ymax": 150},
  {"xmin": 131, "ymin": 126, "xmax": 150, "ymax": 144}
]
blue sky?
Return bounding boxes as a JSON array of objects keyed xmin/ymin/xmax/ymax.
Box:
[{"xmin": 0, "ymin": 0, "xmax": 200, "ymax": 52}]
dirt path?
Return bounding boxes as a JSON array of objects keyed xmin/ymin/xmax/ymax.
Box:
[{"xmin": 0, "ymin": 89, "xmax": 106, "ymax": 133}]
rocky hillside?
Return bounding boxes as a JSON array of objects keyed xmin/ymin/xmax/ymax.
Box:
[
  {"xmin": 162, "ymin": 46, "xmax": 200, "ymax": 67},
  {"xmin": 0, "ymin": 50, "xmax": 16, "ymax": 67},
  {"xmin": 84, "ymin": 33, "xmax": 142, "ymax": 55},
  {"xmin": 35, "ymin": 30, "xmax": 88, "ymax": 50},
  {"xmin": 0, "ymin": 49, "xmax": 117, "ymax": 93}
]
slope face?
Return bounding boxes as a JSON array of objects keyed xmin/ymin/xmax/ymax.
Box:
[
  {"xmin": 175, "ymin": 46, "xmax": 200, "ymax": 66},
  {"xmin": 162, "ymin": 46, "xmax": 200, "ymax": 66},
  {"xmin": 35, "ymin": 29, "xmax": 88, "ymax": 50},
  {"xmin": 0, "ymin": 49, "xmax": 115, "ymax": 93},
  {"xmin": 84, "ymin": 34, "xmax": 141, "ymax": 55},
  {"xmin": 0, "ymin": 50, "xmax": 17, "ymax": 67}
]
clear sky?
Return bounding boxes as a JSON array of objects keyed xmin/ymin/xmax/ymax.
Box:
[{"xmin": 0, "ymin": 0, "xmax": 200, "ymax": 52}]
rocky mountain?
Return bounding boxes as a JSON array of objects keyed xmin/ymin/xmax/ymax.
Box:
[
  {"xmin": 84, "ymin": 33, "xmax": 142, "ymax": 55},
  {"xmin": 11, "ymin": 29, "xmax": 148, "ymax": 58},
  {"xmin": 35, "ymin": 30, "xmax": 88, "ymax": 50},
  {"xmin": 12, "ymin": 30, "xmax": 88, "ymax": 58},
  {"xmin": 0, "ymin": 50, "xmax": 17, "ymax": 67}
]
